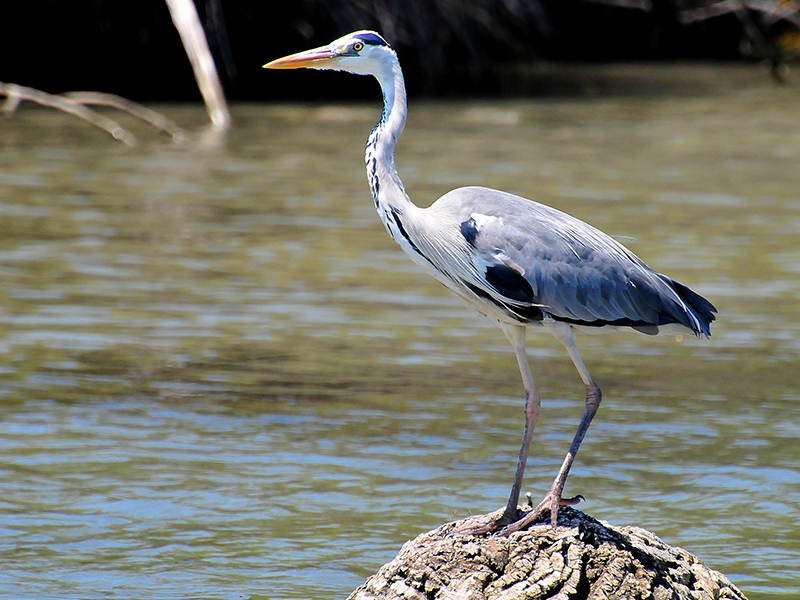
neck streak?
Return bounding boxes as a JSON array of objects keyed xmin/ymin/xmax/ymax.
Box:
[{"xmin": 365, "ymin": 52, "xmax": 414, "ymax": 230}]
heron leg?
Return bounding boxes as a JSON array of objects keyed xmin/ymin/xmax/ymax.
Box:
[
  {"xmin": 499, "ymin": 323, "xmax": 541, "ymax": 524},
  {"xmin": 454, "ymin": 322, "xmax": 542, "ymax": 536},
  {"xmin": 499, "ymin": 321, "xmax": 601, "ymax": 535}
]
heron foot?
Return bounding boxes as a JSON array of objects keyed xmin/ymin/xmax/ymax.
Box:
[
  {"xmin": 497, "ymin": 492, "xmax": 585, "ymax": 536},
  {"xmin": 454, "ymin": 493, "xmax": 585, "ymax": 537},
  {"xmin": 455, "ymin": 518, "xmax": 505, "ymax": 536}
]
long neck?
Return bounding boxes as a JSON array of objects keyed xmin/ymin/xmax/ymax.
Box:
[{"xmin": 365, "ymin": 53, "xmax": 417, "ymax": 235}]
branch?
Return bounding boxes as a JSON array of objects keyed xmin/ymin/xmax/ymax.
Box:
[
  {"xmin": 580, "ymin": 0, "xmax": 653, "ymax": 11},
  {"xmin": 64, "ymin": 92, "xmax": 188, "ymax": 142},
  {"xmin": 165, "ymin": 0, "xmax": 231, "ymax": 131},
  {"xmin": 0, "ymin": 82, "xmax": 137, "ymax": 146},
  {"xmin": 680, "ymin": 0, "xmax": 800, "ymax": 27}
]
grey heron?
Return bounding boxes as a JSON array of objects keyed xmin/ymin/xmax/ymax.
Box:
[{"xmin": 264, "ymin": 31, "xmax": 717, "ymax": 536}]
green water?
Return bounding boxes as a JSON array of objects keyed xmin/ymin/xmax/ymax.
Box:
[{"xmin": 1, "ymin": 65, "xmax": 798, "ymax": 598}]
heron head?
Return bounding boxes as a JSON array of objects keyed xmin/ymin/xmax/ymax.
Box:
[{"xmin": 263, "ymin": 30, "xmax": 393, "ymax": 76}]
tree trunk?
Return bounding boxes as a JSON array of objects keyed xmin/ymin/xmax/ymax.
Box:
[{"xmin": 348, "ymin": 507, "xmax": 747, "ymax": 600}]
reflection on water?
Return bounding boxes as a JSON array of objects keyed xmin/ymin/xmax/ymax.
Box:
[{"xmin": 1, "ymin": 65, "xmax": 799, "ymax": 599}]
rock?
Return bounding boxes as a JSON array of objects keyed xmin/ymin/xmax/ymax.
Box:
[{"xmin": 347, "ymin": 507, "xmax": 747, "ymax": 600}]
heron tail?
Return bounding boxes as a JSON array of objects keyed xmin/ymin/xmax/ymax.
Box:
[{"xmin": 668, "ymin": 279, "xmax": 717, "ymax": 337}]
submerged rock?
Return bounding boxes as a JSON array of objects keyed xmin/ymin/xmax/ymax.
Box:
[{"xmin": 347, "ymin": 507, "xmax": 747, "ymax": 600}]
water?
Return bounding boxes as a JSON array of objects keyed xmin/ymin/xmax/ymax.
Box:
[{"xmin": 1, "ymin": 64, "xmax": 799, "ymax": 599}]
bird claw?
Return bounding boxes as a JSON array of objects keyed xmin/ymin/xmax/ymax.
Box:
[
  {"xmin": 454, "ymin": 493, "xmax": 586, "ymax": 537},
  {"xmin": 497, "ymin": 492, "xmax": 585, "ymax": 536},
  {"xmin": 453, "ymin": 512, "xmax": 513, "ymax": 537}
]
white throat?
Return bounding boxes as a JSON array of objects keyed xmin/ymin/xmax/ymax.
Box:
[{"xmin": 363, "ymin": 51, "xmax": 413, "ymax": 230}]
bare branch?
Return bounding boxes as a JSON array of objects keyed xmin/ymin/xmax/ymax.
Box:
[
  {"xmin": 0, "ymin": 82, "xmax": 137, "ymax": 146},
  {"xmin": 580, "ymin": 0, "xmax": 653, "ymax": 11},
  {"xmin": 680, "ymin": 0, "xmax": 800, "ymax": 27},
  {"xmin": 64, "ymin": 92, "xmax": 188, "ymax": 143},
  {"xmin": 165, "ymin": 0, "xmax": 231, "ymax": 131}
]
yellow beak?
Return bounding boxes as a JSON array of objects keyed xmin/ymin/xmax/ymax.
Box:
[{"xmin": 263, "ymin": 45, "xmax": 338, "ymax": 69}]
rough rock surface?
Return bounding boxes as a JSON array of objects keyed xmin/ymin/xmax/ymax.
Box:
[{"xmin": 347, "ymin": 507, "xmax": 747, "ymax": 600}]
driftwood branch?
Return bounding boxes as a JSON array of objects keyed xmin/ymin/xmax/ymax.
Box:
[
  {"xmin": 0, "ymin": 83, "xmax": 193, "ymax": 145},
  {"xmin": 2, "ymin": 0, "xmax": 228, "ymax": 143},
  {"xmin": 165, "ymin": 0, "xmax": 231, "ymax": 131},
  {"xmin": 0, "ymin": 82, "xmax": 138, "ymax": 146},
  {"xmin": 348, "ymin": 507, "xmax": 748, "ymax": 600},
  {"xmin": 678, "ymin": 0, "xmax": 800, "ymax": 82},
  {"xmin": 64, "ymin": 92, "xmax": 187, "ymax": 142},
  {"xmin": 581, "ymin": 0, "xmax": 653, "ymax": 11},
  {"xmin": 679, "ymin": 0, "xmax": 800, "ymax": 27}
]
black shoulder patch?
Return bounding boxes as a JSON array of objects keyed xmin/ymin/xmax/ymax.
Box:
[
  {"xmin": 485, "ymin": 265, "xmax": 534, "ymax": 304},
  {"xmin": 459, "ymin": 217, "xmax": 479, "ymax": 247},
  {"xmin": 359, "ymin": 32, "xmax": 389, "ymax": 47}
]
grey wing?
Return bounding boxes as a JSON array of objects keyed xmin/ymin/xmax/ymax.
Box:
[{"xmin": 457, "ymin": 196, "xmax": 714, "ymax": 335}]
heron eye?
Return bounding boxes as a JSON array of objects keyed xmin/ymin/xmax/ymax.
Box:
[{"xmin": 353, "ymin": 42, "xmax": 364, "ymax": 52}]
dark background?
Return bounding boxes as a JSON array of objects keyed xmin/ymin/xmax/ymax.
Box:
[{"xmin": 1, "ymin": 0, "xmax": 796, "ymax": 101}]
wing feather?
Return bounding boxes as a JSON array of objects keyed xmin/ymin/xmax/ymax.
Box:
[{"xmin": 425, "ymin": 186, "xmax": 715, "ymax": 335}]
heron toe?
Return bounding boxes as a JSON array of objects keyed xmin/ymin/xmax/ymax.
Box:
[{"xmin": 497, "ymin": 491, "xmax": 585, "ymax": 536}]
